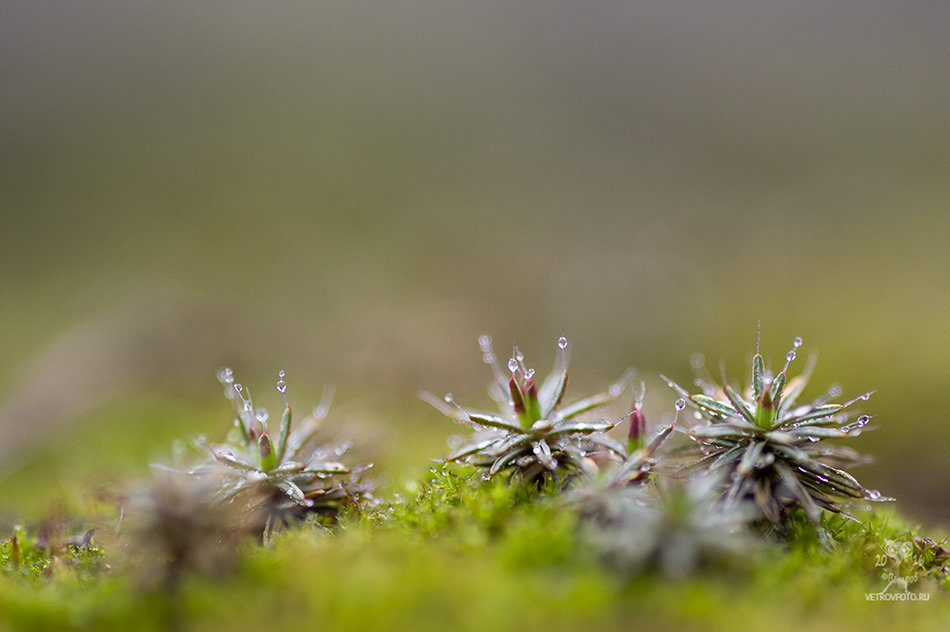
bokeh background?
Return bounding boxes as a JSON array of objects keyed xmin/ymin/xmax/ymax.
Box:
[{"xmin": 2, "ymin": 2, "xmax": 949, "ymax": 523}]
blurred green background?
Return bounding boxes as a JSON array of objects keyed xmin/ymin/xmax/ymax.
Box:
[{"xmin": 1, "ymin": 2, "xmax": 949, "ymax": 523}]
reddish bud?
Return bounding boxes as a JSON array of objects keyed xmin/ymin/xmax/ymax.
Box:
[
  {"xmin": 11, "ymin": 534, "xmax": 20, "ymax": 567},
  {"xmin": 524, "ymin": 377, "xmax": 538, "ymax": 402},
  {"xmin": 509, "ymin": 376, "xmax": 526, "ymax": 415},
  {"xmin": 627, "ymin": 407, "xmax": 646, "ymax": 445}
]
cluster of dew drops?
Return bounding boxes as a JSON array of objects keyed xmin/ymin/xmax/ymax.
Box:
[
  {"xmin": 475, "ymin": 333, "xmax": 689, "ymax": 420},
  {"xmin": 216, "ymin": 367, "xmax": 297, "ymax": 432}
]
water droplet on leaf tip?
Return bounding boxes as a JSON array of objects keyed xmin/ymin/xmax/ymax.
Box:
[
  {"xmin": 234, "ymin": 383, "xmax": 243, "ymax": 392},
  {"xmin": 482, "ymin": 353, "xmax": 495, "ymax": 364},
  {"xmin": 794, "ymin": 337, "xmax": 803, "ymax": 348},
  {"xmin": 557, "ymin": 336, "xmax": 569, "ymax": 350},
  {"xmin": 609, "ymin": 384, "xmax": 622, "ymax": 397},
  {"xmin": 478, "ymin": 334, "xmax": 492, "ymax": 348},
  {"xmin": 860, "ymin": 393, "xmax": 871, "ymax": 401},
  {"xmin": 786, "ymin": 351, "xmax": 796, "ymax": 362},
  {"xmin": 525, "ymin": 368, "xmax": 535, "ymax": 379},
  {"xmin": 507, "ymin": 358, "xmax": 519, "ymax": 373},
  {"xmin": 444, "ymin": 393, "xmax": 454, "ymax": 404},
  {"xmin": 674, "ymin": 398, "xmax": 687, "ymax": 411}
]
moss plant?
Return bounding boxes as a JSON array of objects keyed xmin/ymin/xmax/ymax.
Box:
[
  {"xmin": 575, "ymin": 474, "xmax": 760, "ymax": 579},
  {"xmin": 664, "ymin": 337, "xmax": 891, "ymax": 525},
  {"xmin": 182, "ymin": 370, "xmax": 374, "ymax": 537},
  {"xmin": 119, "ymin": 472, "xmax": 245, "ymax": 591},
  {"xmin": 564, "ymin": 389, "xmax": 680, "ymax": 529},
  {"xmin": 422, "ymin": 335, "xmax": 633, "ymax": 482}
]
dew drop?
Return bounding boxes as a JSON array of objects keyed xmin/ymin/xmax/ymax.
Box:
[
  {"xmin": 482, "ymin": 353, "xmax": 495, "ymax": 364},
  {"xmin": 867, "ymin": 490, "xmax": 883, "ymax": 501},
  {"xmin": 689, "ymin": 353, "xmax": 705, "ymax": 369},
  {"xmin": 234, "ymin": 383, "xmax": 244, "ymax": 393},
  {"xmin": 478, "ymin": 334, "xmax": 492, "ymax": 350},
  {"xmin": 793, "ymin": 337, "xmax": 803, "ymax": 348},
  {"xmin": 857, "ymin": 415, "xmax": 870, "ymax": 426},
  {"xmin": 278, "ymin": 369, "xmax": 286, "ymax": 379},
  {"xmin": 828, "ymin": 386, "xmax": 842, "ymax": 397},
  {"xmin": 255, "ymin": 409, "xmax": 269, "ymax": 423},
  {"xmin": 525, "ymin": 368, "xmax": 535, "ymax": 379},
  {"xmin": 674, "ymin": 398, "xmax": 687, "ymax": 411},
  {"xmin": 515, "ymin": 350, "xmax": 524, "ymax": 362},
  {"xmin": 507, "ymin": 358, "xmax": 519, "ymax": 373},
  {"xmin": 786, "ymin": 351, "xmax": 797, "ymax": 362},
  {"xmin": 243, "ymin": 401, "xmax": 252, "ymax": 413},
  {"xmin": 557, "ymin": 336, "xmax": 569, "ymax": 350},
  {"xmin": 609, "ymin": 383, "xmax": 623, "ymax": 397},
  {"xmin": 444, "ymin": 393, "xmax": 454, "ymax": 404},
  {"xmin": 860, "ymin": 393, "xmax": 871, "ymax": 401},
  {"xmin": 276, "ymin": 372, "xmax": 287, "ymax": 393},
  {"xmin": 218, "ymin": 368, "xmax": 234, "ymax": 384}
]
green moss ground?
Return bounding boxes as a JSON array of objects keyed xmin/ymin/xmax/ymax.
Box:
[{"xmin": 1, "ymin": 462, "xmax": 947, "ymax": 632}]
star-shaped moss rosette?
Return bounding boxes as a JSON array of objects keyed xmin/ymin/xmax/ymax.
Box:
[
  {"xmin": 122, "ymin": 472, "xmax": 246, "ymax": 591},
  {"xmin": 567, "ymin": 396, "xmax": 686, "ymax": 526},
  {"xmin": 565, "ymin": 389, "xmax": 680, "ymax": 527},
  {"xmin": 190, "ymin": 369, "xmax": 373, "ymax": 534},
  {"xmin": 577, "ymin": 474, "xmax": 759, "ymax": 579},
  {"xmin": 614, "ymin": 382, "xmax": 678, "ymax": 487},
  {"xmin": 663, "ymin": 337, "xmax": 892, "ymax": 525},
  {"xmin": 422, "ymin": 335, "xmax": 634, "ymax": 481}
]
